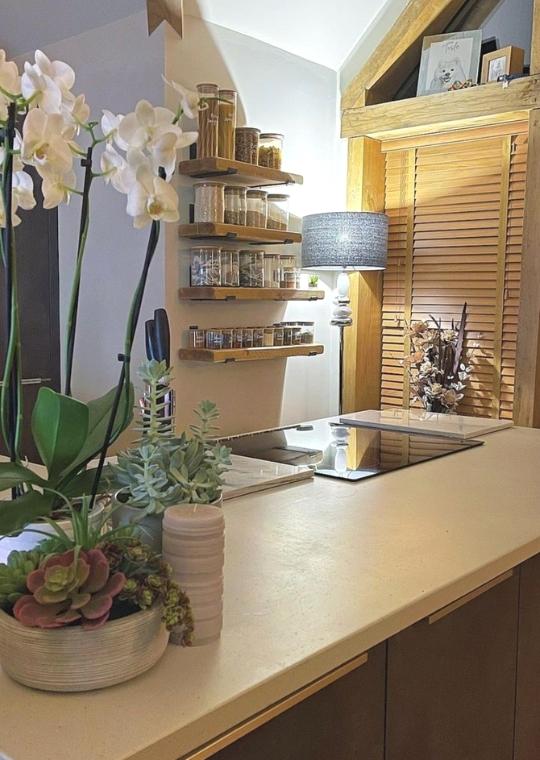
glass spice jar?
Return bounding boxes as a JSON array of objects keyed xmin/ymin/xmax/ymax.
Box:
[
  {"xmin": 232, "ymin": 327, "xmax": 244, "ymax": 348},
  {"xmin": 242, "ymin": 327, "xmax": 254, "ymax": 348},
  {"xmin": 191, "ymin": 246, "xmax": 222, "ymax": 286},
  {"xmin": 298, "ymin": 321, "xmax": 315, "ymax": 344},
  {"xmin": 218, "ymin": 89, "xmax": 237, "ymax": 160},
  {"xmin": 281, "ymin": 267, "xmax": 297, "ymax": 289},
  {"xmin": 239, "ymin": 250, "xmax": 264, "ymax": 287},
  {"xmin": 235, "ymin": 127, "xmax": 260, "ymax": 164},
  {"xmin": 194, "ymin": 181, "xmax": 225, "ymax": 223},
  {"xmin": 220, "ymin": 247, "xmax": 239, "ymax": 287},
  {"xmin": 206, "ymin": 328, "xmax": 223, "ymax": 350},
  {"xmin": 246, "ymin": 190, "xmax": 267, "ymax": 228},
  {"xmin": 221, "ymin": 328, "xmax": 234, "ymax": 349},
  {"xmin": 283, "ymin": 323, "xmax": 294, "ymax": 345},
  {"xmin": 263, "ymin": 326, "xmax": 274, "ymax": 347},
  {"xmin": 253, "ymin": 327, "xmax": 264, "ymax": 348},
  {"xmin": 258, "ymin": 133, "xmax": 284, "ymax": 169},
  {"xmin": 266, "ymin": 194, "xmax": 289, "ymax": 231},
  {"xmin": 189, "ymin": 325, "xmax": 205, "ymax": 349},
  {"xmin": 196, "ymin": 83, "xmax": 219, "ymax": 158},
  {"xmin": 273, "ymin": 323, "xmax": 284, "ymax": 346},
  {"xmin": 263, "ymin": 253, "xmax": 280, "ymax": 288},
  {"xmin": 224, "ymin": 186, "xmax": 247, "ymax": 226}
]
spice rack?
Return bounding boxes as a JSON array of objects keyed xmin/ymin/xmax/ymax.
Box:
[
  {"xmin": 178, "ymin": 223, "xmax": 301, "ymax": 246},
  {"xmin": 178, "ymin": 287, "xmax": 324, "ymax": 302},
  {"xmin": 178, "ymin": 345, "xmax": 324, "ymax": 363},
  {"xmin": 178, "ymin": 158, "xmax": 303, "ymax": 188}
]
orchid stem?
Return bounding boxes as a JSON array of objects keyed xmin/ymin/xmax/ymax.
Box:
[{"xmin": 64, "ymin": 146, "xmax": 94, "ymax": 396}]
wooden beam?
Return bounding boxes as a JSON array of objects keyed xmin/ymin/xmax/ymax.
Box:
[
  {"xmin": 341, "ymin": 0, "xmax": 469, "ymax": 110},
  {"xmin": 147, "ymin": 0, "xmax": 183, "ymax": 38},
  {"xmin": 532, "ymin": 0, "xmax": 540, "ymax": 75},
  {"xmin": 342, "ymin": 76, "xmax": 540, "ymax": 140},
  {"xmin": 515, "ymin": 109, "xmax": 540, "ymax": 427},
  {"xmin": 343, "ymin": 137, "xmax": 385, "ymax": 414}
]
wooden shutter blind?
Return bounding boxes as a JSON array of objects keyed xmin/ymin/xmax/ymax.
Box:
[{"xmin": 381, "ymin": 125, "xmax": 528, "ymax": 420}]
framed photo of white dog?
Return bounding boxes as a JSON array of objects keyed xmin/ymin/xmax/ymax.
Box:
[{"xmin": 417, "ymin": 31, "xmax": 482, "ymax": 96}]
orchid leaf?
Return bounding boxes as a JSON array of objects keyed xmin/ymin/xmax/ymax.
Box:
[
  {"xmin": 0, "ymin": 491, "xmax": 54, "ymax": 535},
  {"xmin": 0, "ymin": 462, "xmax": 48, "ymax": 491},
  {"xmin": 31, "ymin": 388, "xmax": 89, "ymax": 482}
]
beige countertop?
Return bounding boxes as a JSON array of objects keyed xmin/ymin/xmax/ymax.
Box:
[{"xmin": 1, "ymin": 426, "xmax": 540, "ymax": 760}]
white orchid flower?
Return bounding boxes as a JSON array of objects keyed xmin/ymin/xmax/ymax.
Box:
[
  {"xmin": 41, "ymin": 168, "xmax": 76, "ymax": 209},
  {"xmin": 0, "ymin": 50, "xmax": 21, "ymax": 121},
  {"xmin": 126, "ymin": 164, "xmax": 179, "ymax": 228},
  {"xmin": 0, "ymin": 130, "xmax": 24, "ymax": 173},
  {"xmin": 100, "ymin": 144, "xmax": 135, "ymax": 194},
  {"xmin": 21, "ymin": 50, "xmax": 75, "ymax": 113},
  {"xmin": 163, "ymin": 77, "xmax": 202, "ymax": 119},
  {"xmin": 101, "ymin": 109, "xmax": 129, "ymax": 150},
  {"xmin": 0, "ymin": 170, "xmax": 36, "ymax": 227},
  {"xmin": 66, "ymin": 93, "xmax": 90, "ymax": 128},
  {"xmin": 21, "ymin": 108, "xmax": 75, "ymax": 177}
]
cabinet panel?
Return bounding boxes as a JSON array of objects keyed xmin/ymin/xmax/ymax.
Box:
[
  {"xmin": 515, "ymin": 553, "xmax": 540, "ymax": 760},
  {"xmin": 386, "ymin": 571, "xmax": 519, "ymax": 760},
  {"xmin": 209, "ymin": 643, "xmax": 386, "ymax": 760}
]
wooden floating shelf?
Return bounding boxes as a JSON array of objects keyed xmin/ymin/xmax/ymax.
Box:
[
  {"xmin": 178, "ymin": 223, "xmax": 301, "ymax": 245},
  {"xmin": 178, "ymin": 287, "xmax": 325, "ymax": 302},
  {"xmin": 178, "ymin": 344, "xmax": 324, "ymax": 363},
  {"xmin": 178, "ymin": 157, "xmax": 303, "ymax": 187}
]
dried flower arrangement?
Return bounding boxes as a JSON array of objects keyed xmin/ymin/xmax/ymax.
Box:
[{"xmin": 403, "ymin": 304, "xmax": 473, "ymax": 414}]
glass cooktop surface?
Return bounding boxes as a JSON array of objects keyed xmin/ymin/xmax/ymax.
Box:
[{"xmin": 220, "ymin": 420, "xmax": 484, "ymax": 482}]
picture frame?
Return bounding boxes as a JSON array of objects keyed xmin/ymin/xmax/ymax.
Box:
[
  {"xmin": 417, "ymin": 31, "xmax": 483, "ymax": 96},
  {"xmin": 480, "ymin": 46, "xmax": 525, "ymax": 84}
]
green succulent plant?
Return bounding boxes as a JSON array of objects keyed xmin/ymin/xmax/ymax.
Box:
[
  {"xmin": 0, "ymin": 550, "xmax": 42, "ymax": 609},
  {"xmin": 111, "ymin": 362, "xmax": 231, "ymax": 516},
  {"xmin": 100, "ymin": 538, "xmax": 194, "ymax": 642}
]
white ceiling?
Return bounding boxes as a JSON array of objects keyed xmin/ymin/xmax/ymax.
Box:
[
  {"xmin": 185, "ymin": 0, "xmax": 389, "ymax": 70},
  {"xmin": 2, "ymin": 0, "xmax": 389, "ymax": 71}
]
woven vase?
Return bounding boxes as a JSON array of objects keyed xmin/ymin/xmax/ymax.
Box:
[{"xmin": 0, "ymin": 605, "xmax": 169, "ymax": 692}]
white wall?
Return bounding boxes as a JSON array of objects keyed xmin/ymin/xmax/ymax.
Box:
[
  {"xmin": 166, "ymin": 17, "xmax": 345, "ymax": 434},
  {"xmin": 482, "ymin": 0, "xmax": 534, "ymax": 64},
  {"xmin": 18, "ymin": 12, "xmax": 167, "ymax": 406}
]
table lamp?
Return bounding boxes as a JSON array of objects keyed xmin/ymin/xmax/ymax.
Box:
[{"xmin": 301, "ymin": 211, "xmax": 388, "ymax": 415}]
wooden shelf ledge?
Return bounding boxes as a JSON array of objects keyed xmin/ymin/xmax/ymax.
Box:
[
  {"xmin": 178, "ymin": 158, "xmax": 303, "ymax": 187},
  {"xmin": 178, "ymin": 344, "xmax": 324, "ymax": 363},
  {"xmin": 342, "ymin": 75, "xmax": 540, "ymax": 140},
  {"xmin": 178, "ymin": 223, "xmax": 301, "ymax": 245},
  {"xmin": 178, "ymin": 287, "xmax": 325, "ymax": 302}
]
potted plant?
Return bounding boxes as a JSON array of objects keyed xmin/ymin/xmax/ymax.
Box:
[
  {"xmin": 308, "ymin": 274, "xmax": 319, "ymax": 288},
  {"xmin": 0, "ymin": 499, "xmax": 193, "ymax": 691},
  {"xmin": 0, "ymin": 48, "xmax": 200, "ymax": 548},
  {"xmin": 111, "ymin": 361, "xmax": 231, "ymax": 551}
]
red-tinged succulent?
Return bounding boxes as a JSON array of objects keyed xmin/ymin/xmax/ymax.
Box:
[{"xmin": 13, "ymin": 548, "xmax": 125, "ymax": 631}]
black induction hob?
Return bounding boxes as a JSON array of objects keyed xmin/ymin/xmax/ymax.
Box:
[{"xmin": 220, "ymin": 419, "xmax": 484, "ymax": 482}]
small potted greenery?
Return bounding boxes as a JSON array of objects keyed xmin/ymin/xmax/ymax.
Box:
[
  {"xmin": 0, "ymin": 499, "xmax": 193, "ymax": 692},
  {"xmin": 308, "ymin": 274, "xmax": 319, "ymax": 288},
  {"xmin": 111, "ymin": 361, "xmax": 231, "ymax": 551}
]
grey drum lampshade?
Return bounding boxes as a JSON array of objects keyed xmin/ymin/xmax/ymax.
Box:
[{"xmin": 301, "ymin": 211, "xmax": 389, "ymax": 271}]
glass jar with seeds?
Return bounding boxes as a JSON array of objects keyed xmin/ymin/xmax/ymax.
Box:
[
  {"xmin": 189, "ymin": 326, "xmax": 205, "ymax": 349},
  {"xmin": 266, "ymin": 194, "xmax": 289, "ymax": 231},
  {"xmin": 232, "ymin": 327, "xmax": 244, "ymax": 348},
  {"xmin": 239, "ymin": 250, "xmax": 264, "ymax": 287},
  {"xmin": 281, "ymin": 268, "xmax": 297, "ymax": 289},
  {"xmin": 190, "ymin": 246, "xmax": 222, "ymax": 286},
  {"xmin": 218, "ymin": 89, "xmax": 237, "ymax": 160},
  {"xmin": 224, "ymin": 186, "xmax": 247, "ymax": 225},
  {"xmin": 283, "ymin": 323, "xmax": 294, "ymax": 345},
  {"xmin": 205, "ymin": 328, "xmax": 223, "ymax": 350},
  {"xmin": 258, "ymin": 133, "xmax": 283, "ymax": 169},
  {"xmin": 194, "ymin": 181, "xmax": 225, "ymax": 223},
  {"xmin": 220, "ymin": 247, "xmax": 240, "ymax": 287},
  {"xmin": 246, "ymin": 190, "xmax": 267, "ymax": 228},
  {"xmin": 235, "ymin": 127, "xmax": 260, "ymax": 164},
  {"xmin": 299, "ymin": 322, "xmax": 315, "ymax": 344},
  {"xmin": 196, "ymin": 83, "xmax": 219, "ymax": 158}
]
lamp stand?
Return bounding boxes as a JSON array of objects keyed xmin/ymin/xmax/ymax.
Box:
[{"xmin": 331, "ymin": 268, "xmax": 352, "ymax": 416}]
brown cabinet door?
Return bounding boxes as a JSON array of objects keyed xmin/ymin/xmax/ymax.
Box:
[
  {"xmin": 209, "ymin": 643, "xmax": 386, "ymax": 760},
  {"xmin": 386, "ymin": 572, "xmax": 519, "ymax": 760},
  {"xmin": 515, "ymin": 553, "xmax": 540, "ymax": 760}
]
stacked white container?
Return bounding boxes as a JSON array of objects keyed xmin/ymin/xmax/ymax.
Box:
[{"xmin": 162, "ymin": 504, "xmax": 225, "ymax": 646}]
